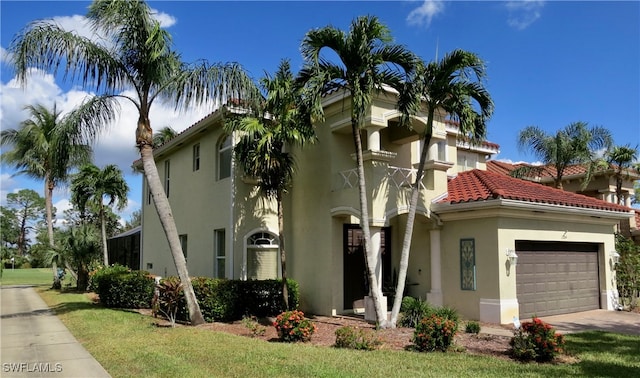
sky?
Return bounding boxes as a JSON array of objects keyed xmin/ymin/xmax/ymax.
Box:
[{"xmin": 1, "ymin": 0, "xmax": 639, "ymax": 225}]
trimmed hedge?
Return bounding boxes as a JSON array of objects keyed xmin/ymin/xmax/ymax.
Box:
[
  {"xmin": 160, "ymin": 277, "xmax": 299, "ymax": 322},
  {"xmin": 92, "ymin": 265, "xmax": 155, "ymax": 309}
]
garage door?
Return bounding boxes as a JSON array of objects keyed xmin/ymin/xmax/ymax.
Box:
[{"xmin": 516, "ymin": 241, "xmax": 600, "ymax": 318}]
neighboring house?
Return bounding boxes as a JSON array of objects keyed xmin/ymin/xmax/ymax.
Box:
[
  {"xmin": 106, "ymin": 226, "xmax": 141, "ymax": 270},
  {"xmin": 140, "ymin": 90, "xmax": 633, "ymax": 324},
  {"xmin": 487, "ymin": 160, "xmax": 640, "ymax": 239}
]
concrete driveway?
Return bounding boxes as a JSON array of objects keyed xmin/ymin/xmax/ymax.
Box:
[{"xmin": 539, "ymin": 309, "xmax": 640, "ymax": 335}]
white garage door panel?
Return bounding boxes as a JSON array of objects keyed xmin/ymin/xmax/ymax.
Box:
[{"xmin": 516, "ymin": 250, "xmax": 599, "ymax": 318}]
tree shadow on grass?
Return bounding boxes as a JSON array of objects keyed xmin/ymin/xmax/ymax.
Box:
[{"xmin": 566, "ymin": 331, "xmax": 640, "ymax": 376}]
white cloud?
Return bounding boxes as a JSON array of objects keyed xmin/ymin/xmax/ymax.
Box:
[
  {"xmin": 150, "ymin": 8, "xmax": 177, "ymax": 28},
  {"xmin": 407, "ymin": 0, "xmax": 445, "ymax": 28},
  {"xmin": 505, "ymin": 1, "xmax": 545, "ymax": 30}
]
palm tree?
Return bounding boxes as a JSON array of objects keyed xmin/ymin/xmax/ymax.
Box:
[
  {"xmin": 227, "ymin": 60, "xmax": 314, "ymax": 309},
  {"xmin": 605, "ymin": 145, "xmax": 638, "ymax": 205},
  {"xmin": 10, "ymin": 0, "xmax": 258, "ymax": 324},
  {"xmin": 513, "ymin": 122, "xmax": 613, "ymax": 189},
  {"xmin": 1, "ymin": 102, "xmax": 107, "ymax": 288},
  {"xmin": 298, "ymin": 15, "xmax": 416, "ymax": 327},
  {"xmin": 71, "ymin": 163, "xmax": 129, "ymax": 265},
  {"xmin": 63, "ymin": 224, "xmax": 102, "ymax": 291},
  {"xmin": 153, "ymin": 126, "xmax": 178, "ymax": 147},
  {"xmin": 391, "ymin": 51, "xmax": 494, "ymax": 326}
]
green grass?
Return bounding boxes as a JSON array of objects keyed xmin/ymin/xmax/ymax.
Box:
[
  {"xmin": 35, "ymin": 288, "xmax": 640, "ymax": 378},
  {"xmin": 0, "ymin": 267, "xmax": 74, "ymax": 286}
]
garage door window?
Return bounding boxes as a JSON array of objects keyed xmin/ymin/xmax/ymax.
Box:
[{"xmin": 460, "ymin": 238, "xmax": 476, "ymax": 291}]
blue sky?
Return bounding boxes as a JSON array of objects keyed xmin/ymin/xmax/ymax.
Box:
[{"xmin": 1, "ymin": 0, "xmax": 639, "ymax": 224}]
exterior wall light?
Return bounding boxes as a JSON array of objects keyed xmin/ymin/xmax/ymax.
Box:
[
  {"xmin": 610, "ymin": 250, "xmax": 620, "ymax": 265},
  {"xmin": 506, "ymin": 249, "xmax": 518, "ymax": 267}
]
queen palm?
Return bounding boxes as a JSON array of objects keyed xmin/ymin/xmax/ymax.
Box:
[
  {"xmin": 1, "ymin": 102, "xmax": 107, "ymax": 288},
  {"xmin": 298, "ymin": 16, "xmax": 416, "ymax": 327},
  {"xmin": 71, "ymin": 163, "xmax": 129, "ymax": 266},
  {"xmin": 227, "ymin": 60, "xmax": 314, "ymax": 309},
  {"xmin": 605, "ymin": 145, "xmax": 638, "ymax": 205},
  {"xmin": 10, "ymin": 0, "xmax": 258, "ymax": 324},
  {"xmin": 514, "ymin": 122, "xmax": 613, "ymax": 189},
  {"xmin": 153, "ymin": 126, "xmax": 178, "ymax": 147},
  {"xmin": 391, "ymin": 50, "xmax": 494, "ymax": 326}
]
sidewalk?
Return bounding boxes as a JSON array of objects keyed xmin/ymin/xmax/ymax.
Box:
[{"xmin": 1, "ymin": 285, "xmax": 110, "ymax": 377}]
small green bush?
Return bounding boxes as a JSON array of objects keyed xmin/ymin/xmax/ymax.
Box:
[
  {"xmin": 334, "ymin": 326, "xmax": 383, "ymax": 351},
  {"xmin": 241, "ymin": 316, "xmax": 266, "ymax": 337},
  {"xmin": 94, "ymin": 266, "xmax": 154, "ymax": 309},
  {"xmin": 399, "ymin": 296, "xmax": 432, "ymax": 328},
  {"xmin": 89, "ymin": 264, "xmax": 130, "ymax": 292},
  {"xmin": 412, "ymin": 314, "xmax": 458, "ymax": 352},
  {"xmin": 509, "ymin": 317, "xmax": 565, "ymax": 362},
  {"xmin": 273, "ymin": 310, "xmax": 316, "ymax": 342},
  {"xmin": 465, "ymin": 321, "xmax": 481, "ymax": 334}
]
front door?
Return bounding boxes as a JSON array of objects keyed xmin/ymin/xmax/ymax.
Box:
[{"xmin": 343, "ymin": 224, "xmax": 391, "ymax": 309}]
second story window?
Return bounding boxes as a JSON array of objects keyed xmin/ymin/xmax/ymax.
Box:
[
  {"xmin": 218, "ymin": 135, "xmax": 232, "ymax": 180},
  {"xmin": 457, "ymin": 152, "xmax": 477, "ymax": 173},
  {"xmin": 193, "ymin": 143, "xmax": 200, "ymax": 171}
]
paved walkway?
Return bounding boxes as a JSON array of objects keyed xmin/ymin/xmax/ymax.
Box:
[
  {"xmin": 480, "ymin": 309, "xmax": 640, "ymax": 337},
  {"xmin": 1, "ymin": 285, "xmax": 110, "ymax": 377}
]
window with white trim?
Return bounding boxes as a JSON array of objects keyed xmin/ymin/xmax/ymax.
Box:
[
  {"xmin": 218, "ymin": 135, "xmax": 232, "ymax": 180},
  {"xmin": 246, "ymin": 232, "xmax": 279, "ymax": 280},
  {"xmin": 457, "ymin": 151, "xmax": 477, "ymax": 172},
  {"xmin": 214, "ymin": 229, "xmax": 225, "ymax": 278},
  {"xmin": 193, "ymin": 143, "xmax": 200, "ymax": 171}
]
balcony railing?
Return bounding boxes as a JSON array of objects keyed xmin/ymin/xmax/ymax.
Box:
[{"xmin": 336, "ymin": 166, "xmax": 426, "ymax": 191}]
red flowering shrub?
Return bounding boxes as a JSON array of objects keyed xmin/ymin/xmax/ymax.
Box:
[
  {"xmin": 273, "ymin": 310, "xmax": 317, "ymax": 342},
  {"xmin": 412, "ymin": 314, "xmax": 458, "ymax": 352},
  {"xmin": 509, "ymin": 317, "xmax": 565, "ymax": 362}
]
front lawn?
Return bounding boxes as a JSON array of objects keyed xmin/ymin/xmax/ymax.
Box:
[
  {"xmin": 0, "ymin": 267, "xmax": 74, "ymax": 287},
  {"xmin": 36, "ymin": 288, "xmax": 640, "ymax": 378}
]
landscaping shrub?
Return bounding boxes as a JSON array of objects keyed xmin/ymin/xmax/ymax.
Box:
[
  {"xmin": 93, "ymin": 265, "xmax": 154, "ymax": 308},
  {"xmin": 509, "ymin": 317, "xmax": 565, "ymax": 362},
  {"xmin": 465, "ymin": 321, "xmax": 481, "ymax": 334},
  {"xmin": 334, "ymin": 326, "xmax": 383, "ymax": 351},
  {"xmin": 154, "ymin": 276, "xmax": 182, "ymax": 326},
  {"xmin": 399, "ymin": 296, "xmax": 432, "ymax": 328},
  {"xmin": 89, "ymin": 264, "xmax": 129, "ymax": 292},
  {"xmin": 412, "ymin": 314, "xmax": 458, "ymax": 352},
  {"xmin": 615, "ymin": 234, "xmax": 640, "ymax": 310},
  {"xmin": 241, "ymin": 316, "xmax": 266, "ymax": 337},
  {"xmin": 157, "ymin": 277, "xmax": 300, "ymax": 323},
  {"xmin": 273, "ymin": 310, "xmax": 316, "ymax": 342}
]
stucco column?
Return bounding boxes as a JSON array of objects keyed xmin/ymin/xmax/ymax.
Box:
[
  {"xmin": 366, "ymin": 126, "xmax": 383, "ymax": 151},
  {"xmin": 426, "ymin": 228, "xmax": 443, "ymax": 306},
  {"xmin": 370, "ymin": 226, "xmax": 383, "ymax": 293}
]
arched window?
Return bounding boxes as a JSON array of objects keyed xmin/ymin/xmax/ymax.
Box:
[
  {"xmin": 246, "ymin": 232, "xmax": 279, "ymax": 280},
  {"xmin": 218, "ymin": 135, "xmax": 232, "ymax": 180}
]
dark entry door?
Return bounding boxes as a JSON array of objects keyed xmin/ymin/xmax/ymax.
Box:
[{"xmin": 343, "ymin": 225, "xmax": 391, "ymax": 309}]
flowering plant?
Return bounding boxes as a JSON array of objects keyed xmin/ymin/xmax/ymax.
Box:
[
  {"xmin": 412, "ymin": 314, "xmax": 458, "ymax": 352},
  {"xmin": 273, "ymin": 310, "xmax": 316, "ymax": 342},
  {"xmin": 509, "ymin": 317, "xmax": 565, "ymax": 362}
]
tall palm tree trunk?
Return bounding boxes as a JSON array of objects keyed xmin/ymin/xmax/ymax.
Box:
[
  {"xmin": 352, "ymin": 119, "xmax": 387, "ymax": 327},
  {"xmin": 44, "ymin": 178, "xmax": 60, "ymax": 289},
  {"xmin": 277, "ymin": 194, "xmax": 289, "ymax": 309},
  {"xmin": 140, "ymin": 144, "xmax": 205, "ymax": 325},
  {"xmin": 99, "ymin": 207, "xmax": 109, "ymax": 265},
  {"xmin": 390, "ymin": 114, "xmax": 434, "ymax": 327}
]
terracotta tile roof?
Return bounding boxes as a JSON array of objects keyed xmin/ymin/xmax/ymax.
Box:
[
  {"xmin": 441, "ymin": 169, "xmax": 630, "ymax": 213},
  {"xmin": 635, "ymin": 210, "xmax": 640, "ymax": 230},
  {"xmin": 486, "ymin": 160, "xmax": 640, "ymax": 180}
]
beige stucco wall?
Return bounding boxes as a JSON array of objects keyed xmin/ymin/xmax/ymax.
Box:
[{"xmin": 437, "ymin": 206, "xmax": 619, "ymax": 324}]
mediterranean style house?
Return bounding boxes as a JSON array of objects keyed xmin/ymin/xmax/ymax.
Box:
[{"xmin": 139, "ymin": 90, "xmax": 633, "ymax": 324}]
